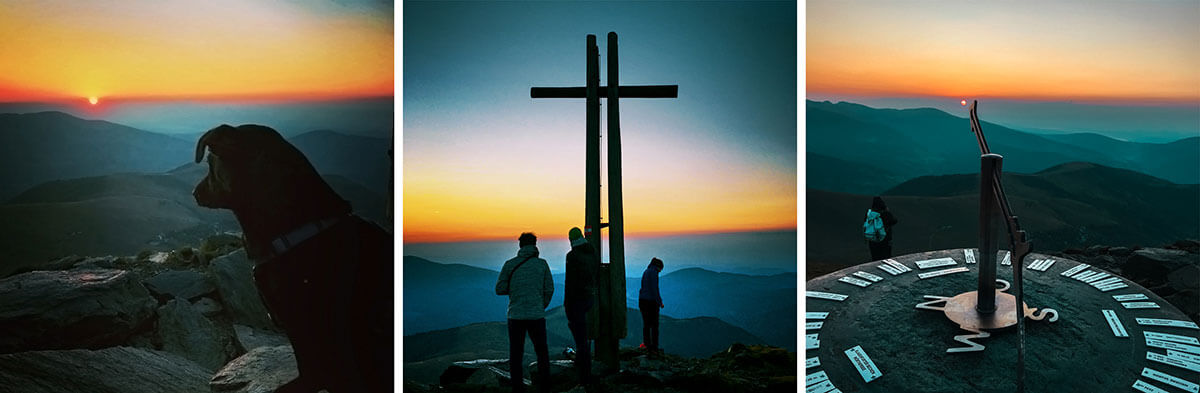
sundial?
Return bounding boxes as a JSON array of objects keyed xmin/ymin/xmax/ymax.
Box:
[{"xmin": 804, "ymin": 103, "xmax": 1200, "ymax": 393}]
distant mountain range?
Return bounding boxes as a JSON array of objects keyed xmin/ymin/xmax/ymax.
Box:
[
  {"xmin": 0, "ymin": 112, "xmax": 193, "ymax": 200},
  {"xmin": 403, "ymin": 256, "xmax": 796, "ymax": 351},
  {"xmin": 403, "ymin": 305, "xmax": 764, "ymax": 384},
  {"xmin": 0, "ymin": 111, "xmax": 391, "ymax": 200},
  {"xmin": 807, "ymin": 100, "xmax": 1199, "ymax": 194},
  {"xmin": 807, "ymin": 162, "xmax": 1199, "ymax": 276},
  {"xmin": 623, "ymin": 267, "xmax": 796, "ymax": 350},
  {"xmin": 287, "ymin": 130, "xmax": 390, "ymax": 195},
  {"xmin": 0, "ymin": 111, "xmax": 390, "ymax": 275}
]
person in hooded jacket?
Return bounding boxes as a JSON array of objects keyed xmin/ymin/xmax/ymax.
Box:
[
  {"xmin": 495, "ymin": 232, "xmax": 554, "ymax": 393},
  {"xmin": 563, "ymin": 227, "xmax": 598, "ymax": 385},
  {"xmin": 866, "ymin": 196, "xmax": 899, "ymax": 261},
  {"xmin": 638, "ymin": 257, "xmax": 665, "ymax": 353}
]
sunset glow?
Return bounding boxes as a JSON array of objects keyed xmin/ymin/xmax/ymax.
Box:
[
  {"xmin": 0, "ymin": 1, "xmax": 393, "ymax": 103},
  {"xmin": 88, "ymin": 97, "xmax": 98, "ymax": 105},
  {"xmin": 807, "ymin": 1, "xmax": 1200, "ymax": 104}
]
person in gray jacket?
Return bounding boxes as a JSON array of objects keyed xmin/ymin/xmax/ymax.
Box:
[{"xmin": 495, "ymin": 232, "xmax": 554, "ymax": 393}]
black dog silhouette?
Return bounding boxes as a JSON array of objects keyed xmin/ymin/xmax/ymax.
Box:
[{"xmin": 194, "ymin": 124, "xmax": 391, "ymax": 393}]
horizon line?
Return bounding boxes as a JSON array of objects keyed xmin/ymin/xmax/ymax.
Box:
[
  {"xmin": 403, "ymin": 227, "xmax": 799, "ymax": 245},
  {"xmin": 0, "ymin": 91, "xmax": 394, "ymax": 106},
  {"xmin": 805, "ymin": 92, "xmax": 1200, "ymax": 108}
]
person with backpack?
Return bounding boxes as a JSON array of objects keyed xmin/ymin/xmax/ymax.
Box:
[
  {"xmin": 564, "ymin": 227, "xmax": 598, "ymax": 386},
  {"xmin": 495, "ymin": 232, "xmax": 554, "ymax": 393},
  {"xmin": 638, "ymin": 257, "xmax": 665, "ymax": 354},
  {"xmin": 864, "ymin": 196, "xmax": 899, "ymax": 261}
]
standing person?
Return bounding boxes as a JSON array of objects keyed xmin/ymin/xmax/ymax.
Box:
[
  {"xmin": 638, "ymin": 258, "xmax": 665, "ymax": 354},
  {"xmin": 865, "ymin": 196, "xmax": 899, "ymax": 261},
  {"xmin": 564, "ymin": 227, "xmax": 597, "ymax": 386},
  {"xmin": 495, "ymin": 232, "xmax": 554, "ymax": 393}
]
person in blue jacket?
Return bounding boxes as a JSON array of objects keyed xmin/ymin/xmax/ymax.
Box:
[{"xmin": 638, "ymin": 257, "xmax": 665, "ymax": 353}]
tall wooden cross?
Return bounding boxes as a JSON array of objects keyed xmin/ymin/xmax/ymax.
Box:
[{"xmin": 530, "ymin": 32, "xmax": 677, "ymax": 368}]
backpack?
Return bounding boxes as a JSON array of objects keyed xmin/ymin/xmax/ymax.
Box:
[{"xmin": 864, "ymin": 209, "xmax": 887, "ymax": 242}]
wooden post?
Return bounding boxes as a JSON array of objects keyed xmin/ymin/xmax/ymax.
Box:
[
  {"xmin": 585, "ymin": 34, "xmax": 601, "ymax": 263},
  {"xmin": 606, "ymin": 32, "xmax": 627, "ymax": 339},
  {"xmin": 585, "ymin": 33, "xmax": 620, "ymax": 370}
]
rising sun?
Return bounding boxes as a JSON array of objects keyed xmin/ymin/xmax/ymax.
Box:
[{"xmin": 88, "ymin": 96, "xmax": 99, "ymax": 105}]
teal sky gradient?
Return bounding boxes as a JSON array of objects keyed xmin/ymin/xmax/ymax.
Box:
[{"xmin": 402, "ymin": 1, "xmax": 797, "ymax": 241}]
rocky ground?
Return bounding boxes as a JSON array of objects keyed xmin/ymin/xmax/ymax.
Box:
[
  {"xmin": 1048, "ymin": 239, "xmax": 1199, "ymax": 322},
  {"xmin": 404, "ymin": 344, "xmax": 796, "ymax": 393},
  {"xmin": 0, "ymin": 234, "xmax": 310, "ymax": 393}
]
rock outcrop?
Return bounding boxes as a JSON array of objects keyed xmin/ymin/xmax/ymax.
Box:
[
  {"xmin": 232, "ymin": 324, "xmax": 289, "ymax": 352},
  {"xmin": 0, "ymin": 239, "xmax": 318, "ymax": 391},
  {"xmin": 144, "ymin": 270, "xmax": 216, "ymax": 301},
  {"xmin": 0, "ymin": 346, "xmax": 211, "ymax": 393},
  {"xmin": 210, "ymin": 345, "xmax": 299, "ymax": 393},
  {"xmin": 209, "ymin": 250, "xmax": 275, "ymax": 330},
  {"xmin": 0, "ymin": 269, "xmax": 156, "ymax": 353},
  {"xmin": 1051, "ymin": 240, "xmax": 1199, "ymax": 322},
  {"xmin": 413, "ymin": 344, "xmax": 797, "ymax": 393},
  {"xmin": 156, "ymin": 298, "xmax": 235, "ymax": 371},
  {"xmin": 193, "ymin": 297, "xmax": 224, "ymax": 316}
]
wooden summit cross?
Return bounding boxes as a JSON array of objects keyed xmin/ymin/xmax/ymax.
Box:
[{"xmin": 531, "ymin": 32, "xmax": 677, "ymax": 368}]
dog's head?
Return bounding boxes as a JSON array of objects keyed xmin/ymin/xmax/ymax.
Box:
[{"xmin": 192, "ymin": 124, "xmax": 349, "ymax": 215}]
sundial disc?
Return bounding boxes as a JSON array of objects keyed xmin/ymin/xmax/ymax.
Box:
[{"xmin": 805, "ymin": 249, "xmax": 1198, "ymax": 393}]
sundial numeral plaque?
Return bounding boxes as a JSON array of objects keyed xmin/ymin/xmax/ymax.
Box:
[
  {"xmin": 1114, "ymin": 294, "xmax": 1150, "ymax": 302},
  {"xmin": 1147, "ymin": 351, "xmax": 1200, "ymax": 372},
  {"xmin": 1102, "ymin": 309, "xmax": 1129, "ymax": 337},
  {"xmin": 1133, "ymin": 379, "xmax": 1173, "ymax": 393},
  {"xmin": 915, "ymin": 258, "xmax": 957, "ymax": 269},
  {"xmin": 1144, "ymin": 331, "xmax": 1200, "ymax": 345},
  {"xmin": 1137, "ymin": 318, "xmax": 1200, "ymax": 330},
  {"xmin": 1140, "ymin": 367, "xmax": 1199, "ymax": 393}
]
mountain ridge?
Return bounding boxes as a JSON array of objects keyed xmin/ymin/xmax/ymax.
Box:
[
  {"xmin": 0, "ymin": 111, "xmax": 194, "ymax": 200},
  {"xmin": 806, "ymin": 100, "xmax": 1199, "ymax": 194},
  {"xmin": 403, "ymin": 256, "xmax": 797, "ymax": 351}
]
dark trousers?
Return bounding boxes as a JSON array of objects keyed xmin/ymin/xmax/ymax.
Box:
[
  {"xmin": 869, "ymin": 241, "xmax": 892, "ymax": 261},
  {"xmin": 565, "ymin": 300, "xmax": 592, "ymax": 384},
  {"xmin": 507, "ymin": 318, "xmax": 550, "ymax": 393},
  {"xmin": 638, "ymin": 299, "xmax": 660, "ymax": 351}
]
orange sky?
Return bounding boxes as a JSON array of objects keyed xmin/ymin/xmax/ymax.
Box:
[
  {"xmin": 0, "ymin": 1, "xmax": 392, "ymax": 102},
  {"xmin": 807, "ymin": 1, "xmax": 1200, "ymax": 103}
]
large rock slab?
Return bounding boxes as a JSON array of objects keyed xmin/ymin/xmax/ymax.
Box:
[
  {"xmin": 0, "ymin": 346, "xmax": 211, "ymax": 393},
  {"xmin": 157, "ymin": 298, "xmax": 234, "ymax": 371},
  {"xmin": 0, "ymin": 269, "xmax": 156, "ymax": 353},
  {"xmin": 1123, "ymin": 247, "xmax": 1195, "ymax": 285},
  {"xmin": 440, "ymin": 359, "xmax": 529, "ymax": 388},
  {"xmin": 210, "ymin": 345, "xmax": 298, "ymax": 393},
  {"xmin": 193, "ymin": 297, "xmax": 223, "ymax": 316},
  {"xmin": 232, "ymin": 324, "xmax": 289, "ymax": 352},
  {"xmin": 144, "ymin": 270, "xmax": 216, "ymax": 301},
  {"xmin": 209, "ymin": 250, "xmax": 274, "ymax": 330}
]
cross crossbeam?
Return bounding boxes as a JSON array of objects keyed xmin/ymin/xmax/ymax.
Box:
[{"xmin": 530, "ymin": 85, "xmax": 678, "ymax": 99}]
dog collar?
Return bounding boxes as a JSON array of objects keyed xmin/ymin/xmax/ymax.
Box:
[{"xmin": 268, "ymin": 215, "xmax": 345, "ymax": 257}]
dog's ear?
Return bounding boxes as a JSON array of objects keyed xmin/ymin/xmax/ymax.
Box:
[{"xmin": 195, "ymin": 124, "xmax": 239, "ymax": 163}]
